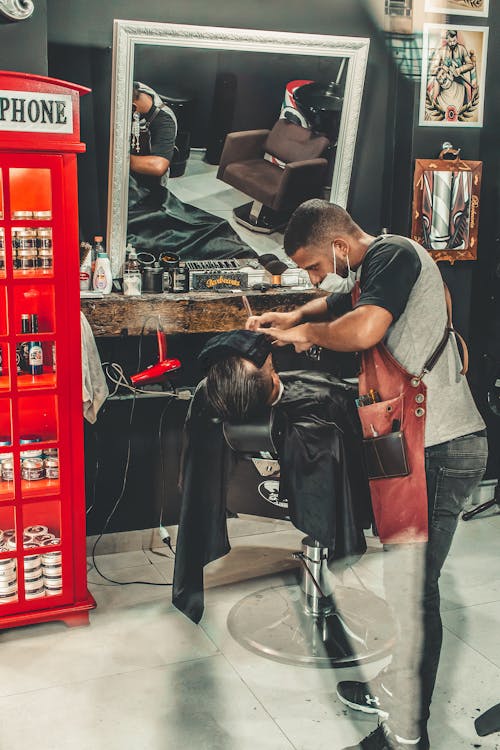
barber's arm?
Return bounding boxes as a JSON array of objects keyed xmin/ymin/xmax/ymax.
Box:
[
  {"xmin": 258, "ymin": 304, "xmax": 393, "ymax": 353},
  {"xmin": 130, "ymin": 154, "xmax": 170, "ymax": 177},
  {"xmin": 246, "ymin": 295, "xmax": 331, "ymax": 331}
]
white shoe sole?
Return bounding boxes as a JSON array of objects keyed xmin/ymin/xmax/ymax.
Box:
[{"xmin": 336, "ymin": 689, "xmax": 390, "ymax": 719}]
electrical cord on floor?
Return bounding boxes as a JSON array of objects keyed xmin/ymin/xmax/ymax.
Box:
[
  {"xmin": 90, "ymin": 316, "xmax": 184, "ymax": 587},
  {"xmin": 157, "ymin": 399, "xmax": 176, "ymax": 558},
  {"xmin": 85, "ymin": 428, "xmax": 100, "ymax": 517}
]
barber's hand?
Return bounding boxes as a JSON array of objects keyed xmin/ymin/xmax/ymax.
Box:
[
  {"xmin": 256, "ymin": 324, "xmax": 314, "ymax": 354},
  {"xmin": 246, "ymin": 311, "xmax": 300, "ymax": 331}
]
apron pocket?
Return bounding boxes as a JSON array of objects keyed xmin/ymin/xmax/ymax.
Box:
[
  {"xmin": 357, "ymin": 392, "xmax": 404, "ymax": 439},
  {"xmin": 363, "ymin": 431, "xmax": 410, "ymax": 480}
]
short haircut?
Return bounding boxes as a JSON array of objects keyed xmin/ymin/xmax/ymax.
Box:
[
  {"xmin": 132, "ymin": 82, "xmax": 141, "ymax": 101},
  {"xmin": 446, "ymin": 30, "xmax": 458, "ymax": 39},
  {"xmin": 205, "ymin": 356, "xmax": 273, "ymax": 422},
  {"xmin": 283, "ymin": 199, "xmax": 362, "ymax": 258}
]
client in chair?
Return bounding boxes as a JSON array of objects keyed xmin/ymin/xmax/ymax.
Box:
[{"xmin": 172, "ymin": 330, "xmax": 372, "ymax": 625}]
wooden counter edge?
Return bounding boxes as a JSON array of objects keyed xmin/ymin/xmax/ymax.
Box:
[{"xmin": 80, "ymin": 289, "xmax": 324, "ymax": 337}]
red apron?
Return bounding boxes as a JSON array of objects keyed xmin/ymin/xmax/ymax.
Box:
[
  {"xmin": 353, "ymin": 286, "xmax": 428, "ymax": 544},
  {"xmin": 357, "ymin": 341, "xmax": 428, "ymax": 544}
]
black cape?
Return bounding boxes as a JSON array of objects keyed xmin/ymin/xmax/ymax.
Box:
[
  {"xmin": 127, "ymin": 175, "xmax": 257, "ymax": 261},
  {"xmin": 172, "ymin": 370, "xmax": 372, "ymax": 623}
]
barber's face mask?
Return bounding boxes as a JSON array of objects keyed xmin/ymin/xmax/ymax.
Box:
[{"xmin": 318, "ymin": 244, "xmax": 356, "ymax": 294}]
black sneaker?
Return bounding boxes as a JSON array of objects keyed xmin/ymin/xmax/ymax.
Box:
[
  {"xmin": 337, "ymin": 676, "xmax": 392, "ymax": 719},
  {"xmin": 342, "ymin": 723, "xmax": 420, "ymax": 750}
]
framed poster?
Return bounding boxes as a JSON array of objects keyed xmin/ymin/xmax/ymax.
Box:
[
  {"xmin": 411, "ymin": 152, "xmax": 482, "ymax": 263},
  {"xmin": 419, "ymin": 24, "xmax": 488, "ymax": 126},
  {"xmin": 425, "ymin": 0, "xmax": 489, "ymax": 17}
]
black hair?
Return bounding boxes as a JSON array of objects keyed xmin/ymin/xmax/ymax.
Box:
[
  {"xmin": 132, "ymin": 82, "xmax": 141, "ymax": 101},
  {"xmin": 205, "ymin": 356, "xmax": 273, "ymax": 422},
  {"xmin": 283, "ymin": 199, "xmax": 362, "ymax": 258}
]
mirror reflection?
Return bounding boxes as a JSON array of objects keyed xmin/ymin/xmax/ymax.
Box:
[{"xmin": 107, "ymin": 23, "xmax": 370, "ymax": 276}]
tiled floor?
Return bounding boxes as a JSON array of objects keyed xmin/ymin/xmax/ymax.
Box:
[
  {"xmin": 1, "ymin": 511, "xmax": 499, "ymax": 749},
  {"xmin": 168, "ymin": 149, "xmax": 288, "ymax": 260}
]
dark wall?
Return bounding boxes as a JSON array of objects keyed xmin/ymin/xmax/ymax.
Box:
[
  {"xmin": 47, "ymin": 0, "xmax": 391, "ymax": 240},
  {"xmin": 43, "ymin": 1, "xmax": 500, "ymax": 527},
  {"xmin": 0, "ymin": 1, "xmax": 47, "ymax": 76}
]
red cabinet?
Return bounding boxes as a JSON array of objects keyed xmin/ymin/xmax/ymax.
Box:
[{"xmin": 0, "ymin": 72, "xmax": 95, "ymax": 628}]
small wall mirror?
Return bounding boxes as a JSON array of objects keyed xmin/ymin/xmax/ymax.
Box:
[
  {"xmin": 107, "ymin": 21, "xmax": 370, "ymax": 277},
  {"xmin": 411, "ymin": 153, "xmax": 482, "ymax": 263}
]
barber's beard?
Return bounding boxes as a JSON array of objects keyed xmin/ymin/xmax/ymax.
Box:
[{"xmin": 318, "ymin": 252, "xmax": 356, "ymax": 294}]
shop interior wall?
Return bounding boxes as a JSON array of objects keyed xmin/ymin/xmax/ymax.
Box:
[
  {"xmin": 44, "ymin": 0, "xmax": 500, "ymax": 528},
  {"xmin": 0, "ymin": 1, "xmax": 47, "ymax": 76},
  {"xmin": 47, "ymin": 0, "xmax": 390, "ymax": 241}
]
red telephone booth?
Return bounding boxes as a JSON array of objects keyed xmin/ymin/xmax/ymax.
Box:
[{"xmin": 0, "ymin": 71, "xmax": 95, "ymax": 628}]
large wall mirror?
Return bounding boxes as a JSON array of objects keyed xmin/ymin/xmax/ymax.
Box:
[{"xmin": 107, "ymin": 21, "xmax": 370, "ymax": 277}]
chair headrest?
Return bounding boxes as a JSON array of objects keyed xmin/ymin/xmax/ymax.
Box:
[
  {"xmin": 265, "ymin": 119, "xmax": 330, "ymax": 164},
  {"xmin": 223, "ymin": 411, "xmax": 277, "ymax": 457}
]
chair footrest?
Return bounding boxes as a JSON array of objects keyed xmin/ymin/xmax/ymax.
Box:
[{"xmin": 233, "ymin": 202, "xmax": 290, "ymax": 234}]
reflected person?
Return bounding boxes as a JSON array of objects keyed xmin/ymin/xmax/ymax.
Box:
[
  {"xmin": 129, "ymin": 81, "xmax": 177, "ymax": 208},
  {"xmin": 127, "ymin": 81, "xmax": 255, "ymax": 261}
]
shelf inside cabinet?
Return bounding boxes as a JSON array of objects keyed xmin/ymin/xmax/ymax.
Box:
[
  {"xmin": 9, "ymin": 168, "xmax": 52, "ymax": 221},
  {"xmin": 17, "ymin": 371, "xmax": 57, "ymax": 392},
  {"xmin": 0, "ymin": 480, "xmax": 15, "ymax": 502},
  {"xmin": 18, "ymin": 394, "xmax": 58, "ymax": 443},
  {"xmin": 21, "ymin": 478, "xmax": 60, "ymax": 500}
]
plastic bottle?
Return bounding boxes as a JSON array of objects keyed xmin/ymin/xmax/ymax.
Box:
[
  {"xmin": 93, "ymin": 252, "xmax": 113, "ymax": 294},
  {"xmin": 123, "ymin": 246, "xmax": 142, "ymax": 297},
  {"xmin": 92, "ymin": 235, "xmax": 104, "ymax": 274}
]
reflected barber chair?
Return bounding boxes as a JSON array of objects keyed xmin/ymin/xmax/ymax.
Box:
[
  {"xmin": 217, "ymin": 119, "xmax": 329, "ymax": 234},
  {"xmin": 222, "ymin": 414, "xmax": 396, "ymax": 667}
]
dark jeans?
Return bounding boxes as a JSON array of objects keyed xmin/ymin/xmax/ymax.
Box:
[
  {"xmin": 420, "ymin": 430, "xmax": 488, "ymax": 732},
  {"xmin": 381, "ymin": 430, "xmax": 488, "ymax": 741}
]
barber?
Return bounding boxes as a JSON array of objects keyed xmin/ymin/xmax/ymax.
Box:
[
  {"xmin": 247, "ymin": 199, "xmax": 487, "ymax": 750},
  {"xmin": 130, "ymin": 81, "xmax": 177, "ymax": 197}
]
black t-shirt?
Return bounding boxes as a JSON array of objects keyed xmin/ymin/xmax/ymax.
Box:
[
  {"xmin": 131, "ymin": 103, "xmax": 177, "ymax": 193},
  {"xmin": 133, "ymin": 103, "xmax": 176, "ymax": 162},
  {"xmin": 326, "ymin": 235, "xmax": 422, "ymax": 322}
]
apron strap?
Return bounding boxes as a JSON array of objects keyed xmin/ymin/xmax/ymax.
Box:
[{"xmin": 420, "ymin": 283, "xmax": 468, "ymax": 378}]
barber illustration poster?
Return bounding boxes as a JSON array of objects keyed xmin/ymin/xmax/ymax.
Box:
[
  {"xmin": 419, "ymin": 24, "xmax": 488, "ymax": 127},
  {"xmin": 425, "ymin": 0, "xmax": 489, "ymax": 17}
]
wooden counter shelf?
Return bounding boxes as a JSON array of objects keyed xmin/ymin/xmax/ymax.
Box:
[{"xmin": 80, "ymin": 288, "xmax": 323, "ymax": 337}]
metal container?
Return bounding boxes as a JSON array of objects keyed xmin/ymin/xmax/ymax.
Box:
[
  {"xmin": 21, "ymin": 457, "xmax": 44, "ymax": 481},
  {"xmin": 1, "ymin": 459, "xmax": 13, "ymax": 482},
  {"xmin": 44, "ymin": 456, "xmax": 59, "ymax": 479}
]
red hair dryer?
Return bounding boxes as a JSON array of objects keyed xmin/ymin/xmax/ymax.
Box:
[{"xmin": 130, "ymin": 330, "xmax": 181, "ymax": 386}]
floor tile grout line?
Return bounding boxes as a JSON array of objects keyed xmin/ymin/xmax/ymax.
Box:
[
  {"xmin": 443, "ymin": 624, "xmax": 500, "ymax": 670},
  {"xmin": 0, "ymin": 652, "xmax": 225, "ymax": 702},
  {"xmin": 198, "ymin": 623, "xmax": 299, "ymax": 750},
  {"xmin": 442, "ymin": 597, "xmax": 500, "ymax": 612}
]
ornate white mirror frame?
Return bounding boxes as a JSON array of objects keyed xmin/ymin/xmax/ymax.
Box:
[{"xmin": 107, "ymin": 20, "xmax": 370, "ymax": 277}]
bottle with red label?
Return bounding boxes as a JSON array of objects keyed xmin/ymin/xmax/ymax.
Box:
[
  {"xmin": 79, "ymin": 242, "xmax": 92, "ymax": 291},
  {"xmin": 27, "ymin": 314, "xmax": 43, "ymax": 376}
]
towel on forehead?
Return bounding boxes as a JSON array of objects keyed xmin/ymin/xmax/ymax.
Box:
[{"xmin": 198, "ymin": 330, "xmax": 272, "ymax": 370}]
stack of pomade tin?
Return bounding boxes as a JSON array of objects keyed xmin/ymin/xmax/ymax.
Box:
[
  {"xmin": 0, "ymin": 526, "xmax": 62, "ymax": 601},
  {"xmin": 0, "ymin": 435, "xmax": 59, "ymax": 483}
]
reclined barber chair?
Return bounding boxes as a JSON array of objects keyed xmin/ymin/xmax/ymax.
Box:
[
  {"xmin": 222, "ymin": 414, "xmax": 396, "ymax": 668},
  {"xmin": 217, "ymin": 119, "xmax": 330, "ymax": 234}
]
